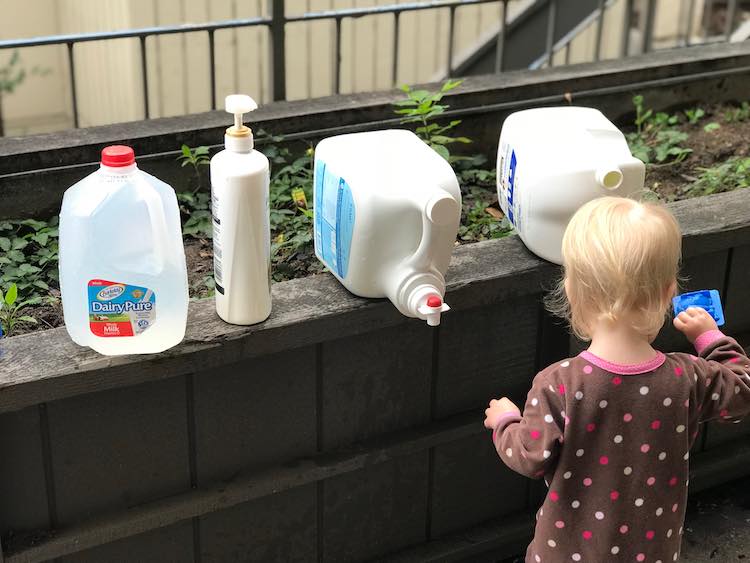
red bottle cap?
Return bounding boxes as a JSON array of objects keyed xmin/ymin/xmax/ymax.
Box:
[
  {"xmin": 426, "ymin": 296, "xmax": 442, "ymax": 308},
  {"xmin": 101, "ymin": 145, "xmax": 135, "ymax": 167}
]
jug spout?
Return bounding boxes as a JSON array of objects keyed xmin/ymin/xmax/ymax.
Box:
[
  {"xmin": 410, "ymin": 283, "xmax": 450, "ymax": 326},
  {"xmin": 595, "ymin": 165, "xmax": 624, "ymax": 190}
]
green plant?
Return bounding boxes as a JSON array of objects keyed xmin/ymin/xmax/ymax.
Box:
[
  {"xmin": 191, "ymin": 274, "xmax": 216, "ymax": 299},
  {"xmin": 684, "ymin": 107, "xmax": 705, "ymax": 125},
  {"xmin": 177, "ymin": 191, "xmax": 212, "ymax": 238},
  {"xmin": 682, "ymin": 157, "xmax": 750, "ymax": 198},
  {"xmin": 724, "ymin": 102, "xmax": 750, "ymax": 123},
  {"xmin": 0, "ymin": 217, "xmax": 60, "ymax": 303},
  {"xmin": 703, "ymin": 122, "xmax": 721, "ymax": 133},
  {"xmin": 458, "ymin": 196, "xmax": 512, "ymax": 242},
  {"xmin": 267, "ymin": 143, "xmax": 317, "ymax": 281},
  {"xmin": 0, "ymin": 283, "xmax": 37, "ymax": 337},
  {"xmin": 627, "ymin": 96, "xmax": 692, "ymax": 165},
  {"xmin": 394, "ymin": 79, "xmax": 471, "ymax": 161},
  {"xmin": 177, "ymin": 145, "xmax": 210, "ymax": 191}
]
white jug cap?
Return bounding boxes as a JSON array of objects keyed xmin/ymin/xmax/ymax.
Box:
[{"xmin": 415, "ymin": 290, "xmax": 450, "ymax": 326}]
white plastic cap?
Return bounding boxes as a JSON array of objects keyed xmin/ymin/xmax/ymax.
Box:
[
  {"xmin": 417, "ymin": 294, "xmax": 450, "ymax": 326},
  {"xmin": 225, "ymin": 94, "xmax": 258, "ymax": 133},
  {"xmin": 408, "ymin": 286, "xmax": 450, "ymax": 326}
]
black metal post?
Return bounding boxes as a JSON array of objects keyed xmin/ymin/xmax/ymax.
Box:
[
  {"xmin": 495, "ymin": 0, "xmax": 508, "ymax": 73},
  {"xmin": 66, "ymin": 42, "xmax": 79, "ymax": 128},
  {"xmin": 270, "ymin": 0, "xmax": 286, "ymax": 101},
  {"xmin": 208, "ymin": 29, "xmax": 217, "ymax": 110},
  {"xmin": 139, "ymin": 35, "xmax": 150, "ymax": 119}
]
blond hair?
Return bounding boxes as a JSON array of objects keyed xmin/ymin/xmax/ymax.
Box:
[{"xmin": 547, "ymin": 196, "xmax": 682, "ymax": 341}]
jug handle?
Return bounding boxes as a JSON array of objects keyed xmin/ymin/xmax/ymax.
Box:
[
  {"xmin": 142, "ymin": 186, "xmax": 170, "ymax": 271},
  {"xmin": 409, "ymin": 192, "xmax": 459, "ymax": 271}
]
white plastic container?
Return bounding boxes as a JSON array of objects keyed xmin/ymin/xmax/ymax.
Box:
[
  {"xmin": 210, "ymin": 94, "xmax": 272, "ymax": 325},
  {"xmin": 314, "ymin": 129, "xmax": 461, "ymax": 326},
  {"xmin": 59, "ymin": 145, "xmax": 189, "ymax": 355},
  {"xmin": 496, "ymin": 107, "xmax": 645, "ymax": 264}
]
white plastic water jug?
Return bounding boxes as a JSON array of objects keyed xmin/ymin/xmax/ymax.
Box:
[
  {"xmin": 496, "ymin": 107, "xmax": 645, "ymax": 264},
  {"xmin": 59, "ymin": 145, "xmax": 189, "ymax": 355},
  {"xmin": 314, "ymin": 129, "xmax": 461, "ymax": 326}
]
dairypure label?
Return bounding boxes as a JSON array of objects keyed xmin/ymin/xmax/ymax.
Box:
[
  {"xmin": 314, "ymin": 159, "xmax": 355, "ymax": 278},
  {"xmin": 88, "ymin": 279, "xmax": 155, "ymax": 337}
]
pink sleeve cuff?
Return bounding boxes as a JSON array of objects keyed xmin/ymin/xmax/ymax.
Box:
[
  {"xmin": 694, "ymin": 330, "xmax": 727, "ymax": 355},
  {"xmin": 492, "ymin": 410, "xmax": 522, "ymax": 441}
]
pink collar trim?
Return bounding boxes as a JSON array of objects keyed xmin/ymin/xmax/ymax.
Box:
[{"xmin": 579, "ymin": 350, "xmax": 666, "ymax": 375}]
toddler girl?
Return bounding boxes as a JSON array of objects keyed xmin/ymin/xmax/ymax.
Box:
[{"xmin": 484, "ymin": 196, "xmax": 750, "ymax": 563}]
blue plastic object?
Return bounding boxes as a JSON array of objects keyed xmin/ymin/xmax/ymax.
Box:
[{"xmin": 672, "ymin": 289, "xmax": 725, "ymax": 326}]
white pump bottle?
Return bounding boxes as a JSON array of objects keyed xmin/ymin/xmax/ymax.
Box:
[{"xmin": 210, "ymin": 95, "xmax": 272, "ymax": 325}]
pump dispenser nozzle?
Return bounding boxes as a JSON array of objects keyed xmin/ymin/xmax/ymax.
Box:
[{"xmin": 224, "ymin": 95, "xmax": 258, "ymax": 152}]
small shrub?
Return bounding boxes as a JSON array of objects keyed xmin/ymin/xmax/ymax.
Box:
[
  {"xmin": 0, "ymin": 283, "xmax": 37, "ymax": 337},
  {"xmin": 177, "ymin": 191, "xmax": 212, "ymax": 238},
  {"xmin": 684, "ymin": 107, "xmax": 705, "ymax": 125},
  {"xmin": 627, "ymin": 96, "xmax": 692, "ymax": 166},
  {"xmin": 682, "ymin": 157, "xmax": 750, "ymax": 198},
  {"xmin": 176, "ymin": 144, "xmax": 210, "ymax": 191},
  {"xmin": 394, "ymin": 79, "xmax": 471, "ymax": 162},
  {"xmin": 0, "ymin": 217, "xmax": 60, "ymax": 303},
  {"xmin": 724, "ymin": 102, "xmax": 750, "ymax": 123}
]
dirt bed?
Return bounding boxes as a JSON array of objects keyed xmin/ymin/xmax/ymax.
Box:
[{"xmin": 645, "ymin": 105, "xmax": 750, "ymax": 199}]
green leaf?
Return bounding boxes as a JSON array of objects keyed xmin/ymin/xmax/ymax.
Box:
[
  {"xmin": 441, "ymin": 79, "xmax": 463, "ymax": 92},
  {"xmin": 11, "ymin": 238, "xmax": 28, "ymax": 250},
  {"xmin": 392, "ymin": 99, "xmax": 419, "ymax": 107},
  {"xmin": 431, "ymin": 144, "xmax": 450, "ymax": 161},
  {"xmin": 18, "ymin": 316, "xmax": 37, "ymax": 324},
  {"xmin": 17, "ymin": 296, "xmax": 42, "ymax": 307},
  {"xmin": 181, "ymin": 144, "xmax": 192, "ymax": 158},
  {"xmin": 19, "ymin": 219, "xmax": 46, "ymax": 231},
  {"xmin": 194, "ymin": 146, "xmax": 209, "ymax": 156},
  {"xmin": 407, "ymin": 89, "xmax": 431, "ymax": 102},
  {"xmin": 0, "ymin": 237, "xmax": 9, "ymax": 251},
  {"xmin": 703, "ymin": 122, "xmax": 721, "ymax": 133},
  {"xmin": 18, "ymin": 263, "xmax": 41, "ymax": 274},
  {"xmin": 5, "ymin": 284, "xmax": 17, "ymax": 306},
  {"xmin": 7, "ymin": 250, "xmax": 24, "ymax": 262},
  {"xmin": 32, "ymin": 232, "xmax": 49, "ymax": 246}
]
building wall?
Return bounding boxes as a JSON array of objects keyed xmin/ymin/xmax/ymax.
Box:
[{"xmin": 0, "ymin": 0, "xmax": 714, "ymax": 136}]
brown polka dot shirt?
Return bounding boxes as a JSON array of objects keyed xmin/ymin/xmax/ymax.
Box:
[{"xmin": 492, "ymin": 331, "xmax": 750, "ymax": 563}]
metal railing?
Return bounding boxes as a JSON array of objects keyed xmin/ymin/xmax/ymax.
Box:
[
  {"xmin": 0, "ymin": 0, "xmax": 743, "ymax": 136},
  {"xmin": 0, "ymin": 0, "xmax": 505, "ymax": 133},
  {"xmin": 532, "ymin": 0, "xmax": 743, "ymax": 69}
]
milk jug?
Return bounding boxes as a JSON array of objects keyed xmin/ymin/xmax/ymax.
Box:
[
  {"xmin": 313, "ymin": 129, "xmax": 461, "ymax": 326},
  {"xmin": 496, "ymin": 107, "xmax": 645, "ymax": 264},
  {"xmin": 59, "ymin": 145, "xmax": 189, "ymax": 355}
]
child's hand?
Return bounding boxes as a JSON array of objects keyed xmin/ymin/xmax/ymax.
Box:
[
  {"xmin": 673, "ymin": 306, "xmax": 718, "ymax": 343},
  {"xmin": 484, "ymin": 397, "xmax": 520, "ymax": 430}
]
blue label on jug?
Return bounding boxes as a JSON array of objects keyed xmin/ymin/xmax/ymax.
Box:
[
  {"xmin": 499, "ymin": 144, "xmax": 520, "ymax": 230},
  {"xmin": 314, "ymin": 160, "xmax": 355, "ymax": 278},
  {"xmin": 507, "ymin": 149, "xmax": 517, "ymax": 226}
]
